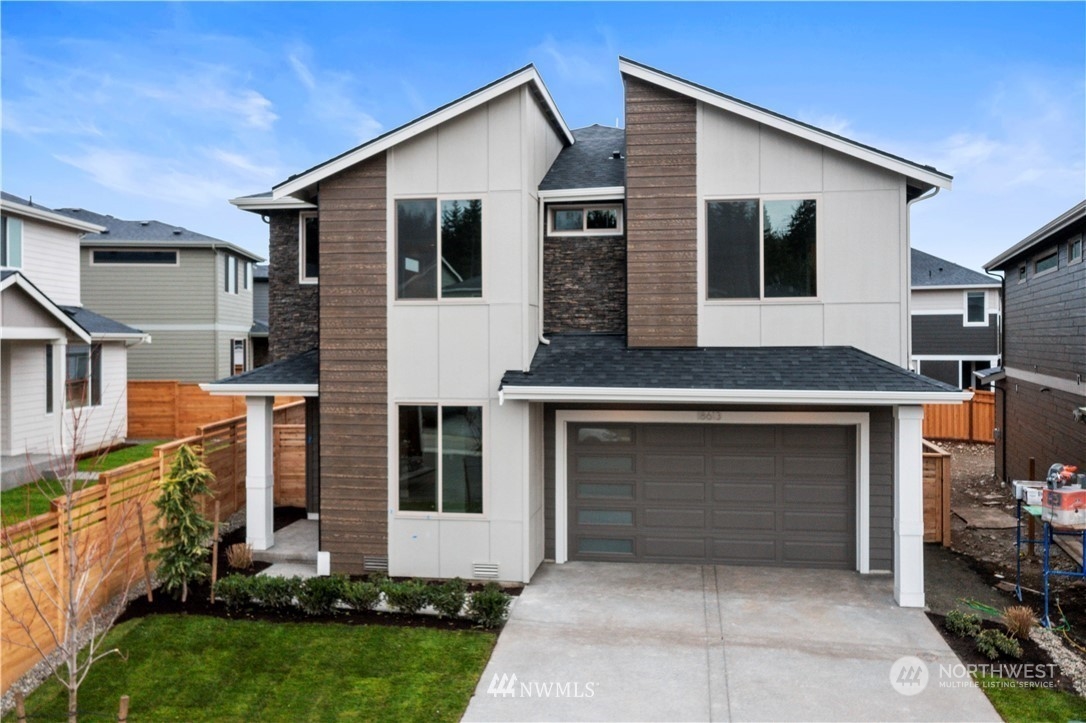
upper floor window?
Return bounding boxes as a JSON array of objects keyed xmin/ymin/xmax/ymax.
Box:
[
  {"xmin": 66, "ymin": 344, "xmax": 101, "ymax": 408},
  {"xmin": 91, "ymin": 249, "xmax": 178, "ymax": 265},
  {"xmin": 1, "ymin": 215, "xmax": 23, "ymax": 268},
  {"xmin": 225, "ymin": 255, "xmax": 238, "ymax": 294},
  {"xmin": 707, "ymin": 198, "xmax": 817, "ymax": 299},
  {"xmin": 300, "ymin": 212, "xmax": 319, "ymax": 283},
  {"xmin": 1034, "ymin": 249, "xmax": 1058, "ymax": 275},
  {"xmin": 396, "ymin": 198, "xmax": 482, "ymax": 299},
  {"xmin": 965, "ymin": 290, "xmax": 987, "ymax": 325},
  {"xmin": 548, "ymin": 204, "xmax": 623, "ymax": 236},
  {"xmin": 1069, "ymin": 235, "xmax": 1083, "ymax": 264},
  {"xmin": 398, "ymin": 404, "xmax": 483, "ymax": 514}
]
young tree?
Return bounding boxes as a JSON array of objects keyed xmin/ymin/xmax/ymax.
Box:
[{"xmin": 151, "ymin": 444, "xmax": 214, "ymax": 603}]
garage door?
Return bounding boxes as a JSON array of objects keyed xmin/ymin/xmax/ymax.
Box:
[{"xmin": 568, "ymin": 423, "xmax": 856, "ymax": 568}]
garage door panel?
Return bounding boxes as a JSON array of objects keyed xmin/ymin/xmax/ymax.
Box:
[
  {"xmin": 711, "ymin": 538, "xmax": 777, "ymax": 563},
  {"xmin": 711, "ymin": 455, "xmax": 777, "ymax": 477},
  {"xmin": 576, "ymin": 455, "xmax": 635, "ymax": 474},
  {"xmin": 783, "ymin": 540, "xmax": 851, "ymax": 565},
  {"xmin": 782, "ymin": 482, "xmax": 850, "ymax": 506},
  {"xmin": 642, "ymin": 424, "xmax": 705, "ymax": 447},
  {"xmin": 643, "ymin": 507, "xmax": 705, "ymax": 529},
  {"xmin": 712, "ymin": 509, "xmax": 776, "ymax": 531},
  {"xmin": 644, "ymin": 481, "xmax": 705, "ymax": 501},
  {"xmin": 576, "ymin": 509, "xmax": 635, "ymax": 527},
  {"xmin": 644, "ymin": 454, "xmax": 705, "ymax": 476},
  {"xmin": 643, "ymin": 536, "xmax": 706, "ymax": 559},
  {"xmin": 712, "ymin": 482, "xmax": 771, "ymax": 503},
  {"xmin": 784, "ymin": 510, "xmax": 850, "ymax": 533},
  {"xmin": 782, "ymin": 455, "xmax": 852, "ymax": 478},
  {"xmin": 576, "ymin": 536, "xmax": 635, "ymax": 556},
  {"xmin": 575, "ymin": 482, "xmax": 636, "ymax": 500},
  {"xmin": 710, "ymin": 425, "xmax": 776, "ymax": 447}
]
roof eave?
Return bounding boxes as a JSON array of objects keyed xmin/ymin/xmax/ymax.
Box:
[
  {"xmin": 273, "ymin": 66, "xmax": 573, "ymax": 199},
  {"xmin": 499, "ymin": 386, "xmax": 972, "ymax": 406},
  {"xmin": 200, "ymin": 383, "xmax": 319, "ymax": 397},
  {"xmin": 229, "ymin": 195, "xmax": 319, "ymax": 213},
  {"xmin": 984, "ymin": 200, "xmax": 1086, "ymax": 270},
  {"xmin": 538, "ymin": 186, "xmax": 626, "ymax": 201},
  {"xmin": 0, "ymin": 200, "xmax": 107, "ymax": 234},
  {"xmin": 618, "ymin": 57, "xmax": 952, "ymax": 192},
  {"xmin": 911, "ymin": 282, "xmax": 1001, "ymax": 290}
]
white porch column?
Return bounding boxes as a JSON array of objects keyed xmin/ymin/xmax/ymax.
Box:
[
  {"xmin": 246, "ymin": 396, "xmax": 275, "ymax": 551},
  {"xmin": 894, "ymin": 405, "xmax": 925, "ymax": 607}
]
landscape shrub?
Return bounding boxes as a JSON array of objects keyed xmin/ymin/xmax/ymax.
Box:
[
  {"xmin": 297, "ymin": 575, "xmax": 349, "ymax": 616},
  {"xmin": 945, "ymin": 610, "xmax": 982, "ymax": 638},
  {"xmin": 383, "ymin": 578, "xmax": 430, "ymax": 614},
  {"xmin": 342, "ymin": 580, "xmax": 381, "ymax": 611},
  {"xmin": 250, "ymin": 575, "xmax": 302, "ymax": 610},
  {"xmin": 225, "ymin": 543, "xmax": 253, "ymax": 570},
  {"xmin": 975, "ymin": 629, "xmax": 1022, "ymax": 660},
  {"xmin": 430, "ymin": 578, "xmax": 468, "ymax": 619},
  {"xmin": 465, "ymin": 582, "xmax": 511, "ymax": 629},
  {"xmin": 215, "ymin": 574, "xmax": 253, "ymax": 611},
  {"xmin": 1001, "ymin": 605, "xmax": 1038, "ymax": 640}
]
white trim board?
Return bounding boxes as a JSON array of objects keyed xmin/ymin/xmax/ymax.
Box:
[
  {"xmin": 200, "ymin": 383, "xmax": 318, "ymax": 397},
  {"xmin": 553, "ymin": 410, "xmax": 873, "ymax": 575},
  {"xmin": 503, "ymin": 386, "xmax": 972, "ymax": 406}
]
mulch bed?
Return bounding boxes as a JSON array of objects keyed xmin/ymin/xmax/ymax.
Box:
[
  {"xmin": 927, "ymin": 612, "xmax": 1079, "ymax": 694},
  {"xmin": 117, "ymin": 506, "xmax": 517, "ymax": 632}
]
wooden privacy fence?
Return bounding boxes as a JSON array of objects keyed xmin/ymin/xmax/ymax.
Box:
[
  {"xmin": 0, "ymin": 401, "xmax": 305, "ymax": 693},
  {"xmin": 923, "ymin": 440, "xmax": 952, "ymax": 546},
  {"xmin": 923, "ymin": 390, "xmax": 995, "ymax": 443},
  {"xmin": 128, "ymin": 380, "xmax": 302, "ymax": 439}
]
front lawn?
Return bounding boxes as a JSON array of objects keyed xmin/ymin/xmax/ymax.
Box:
[
  {"xmin": 23, "ymin": 614, "xmax": 495, "ymax": 722},
  {"xmin": 975, "ymin": 673, "xmax": 1086, "ymax": 722},
  {"xmin": 0, "ymin": 479, "xmax": 94, "ymax": 525},
  {"xmin": 77, "ymin": 441, "xmax": 163, "ymax": 472}
]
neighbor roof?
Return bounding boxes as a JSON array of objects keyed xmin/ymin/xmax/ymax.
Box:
[
  {"xmin": 1, "ymin": 192, "xmax": 107, "ymax": 234},
  {"xmin": 272, "ymin": 64, "xmax": 573, "ymax": 199},
  {"xmin": 618, "ymin": 57, "xmax": 953, "ymax": 194},
  {"xmin": 985, "ymin": 200, "xmax": 1086, "ymax": 271},
  {"xmin": 59, "ymin": 305, "xmax": 145, "ymax": 338},
  {"xmin": 55, "ymin": 208, "xmax": 263, "ymax": 262},
  {"xmin": 540, "ymin": 125, "xmax": 626, "ymax": 191},
  {"xmin": 202, "ymin": 348, "xmax": 318, "ymax": 396},
  {"xmin": 500, "ymin": 334, "xmax": 967, "ymax": 404},
  {"xmin": 0, "ymin": 271, "xmax": 92, "ymax": 342},
  {"xmin": 911, "ymin": 248, "xmax": 997, "ymax": 288}
]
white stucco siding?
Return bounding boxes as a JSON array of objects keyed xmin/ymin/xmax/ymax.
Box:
[
  {"xmin": 19, "ymin": 219, "xmax": 81, "ymax": 306},
  {"xmin": 65, "ymin": 341, "xmax": 128, "ymax": 455},
  {"xmin": 696, "ymin": 103, "xmax": 911, "ymax": 365},
  {"xmin": 3, "ymin": 341, "xmax": 59, "ymax": 456}
]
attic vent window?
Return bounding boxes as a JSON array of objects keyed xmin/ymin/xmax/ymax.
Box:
[
  {"xmin": 611, "ymin": 151, "xmax": 622, "ymax": 159},
  {"xmin": 91, "ymin": 249, "xmax": 178, "ymax": 265},
  {"xmin": 172, "ymin": 229, "xmax": 182, "ymax": 235}
]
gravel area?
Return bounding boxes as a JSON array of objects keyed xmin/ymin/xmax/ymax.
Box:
[{"xmin": 1032, "ymin": 626, "xmax": 1086, "ymax": 697}]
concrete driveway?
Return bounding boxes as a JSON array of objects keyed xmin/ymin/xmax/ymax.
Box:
[{"xmin": 463, "ymin": 563, "xmax": 999, "ymax": 722}]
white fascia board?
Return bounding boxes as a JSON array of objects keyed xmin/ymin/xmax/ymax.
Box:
[
  {"xmin": 229, "ymin": 195, "xmax": 318, "ymax": 212},
  {"xmin": 618, "ymin": 59, "xmax": 952, "ymax": 192},
  {"xmin": 0, "ymin": 274, "xmax": 92, "ymax": 343},
  {"xmin": 910, "ymin": 283, "xmax": 1000, "ymax": 291},
  {"xmin": 500, "ymin": 385, "xmax": 973, "ymax": 406},
  {"xmin": 201, "ymin": 383, "xmax": 319, "ymax": 397},
  {"xmin": 0, "ymin": 199, "xmax": 107, "ymax": 233},
  {"xmin": 985, "ymin": 200, "xmax": 1086, "ymax": 270},
  {"xmin": 273, "ymin": 67, "xmax": 573, "ymax": 199},
  {"xmin": 91, "ymin": 332, "xmax": 151, "ymax": 345},
  {"xmin": 539, "ymin": 187, "xmax": 627, "ymax": 201}
]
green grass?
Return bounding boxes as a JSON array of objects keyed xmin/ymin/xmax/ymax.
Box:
[
  {"xmin": 975, "ymin": 673, "xmax": 1086, "ymax": 722},
  {"xmin": 77, "ymin": 441, "xmax": 163, "ymax": 472},
  {"xmin": 0, "ymin": 479, "xmax": 94, "ymax": 525},
  {"xmin": 22, "ymin": 614, "xmax": 496, "ymax": 722}
]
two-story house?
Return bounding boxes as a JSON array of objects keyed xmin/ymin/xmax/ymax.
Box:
[
  {"xmin": 910, "ymin": 248, "xmax": 1001, "ymax": 388},
  {"xmin": 207, "ymin": 59, "xmax": 967, "ymax": 608},
  {"xmin": 54, "ymin": 208, "xmax": 264, "ymax": 383},
  {"xmin": 983, "ymin": 201, "xmax": 1085, "ymax": 482},
  {"xmin": 1, "ymin": 193, "xmax": 147, "ymax": 484}
]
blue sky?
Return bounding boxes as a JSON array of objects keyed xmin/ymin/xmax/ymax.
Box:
[{"xmin": 3, "ymin": 2, "xmax": 1083, "ymax": 271}]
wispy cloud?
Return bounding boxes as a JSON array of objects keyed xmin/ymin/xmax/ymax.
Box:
[
  {"xmin": 533, "ymin": 32, "xmax": 615, "ymax": 86},
  {"xmin": 286, "ymin": 46, "xmax": 382, "ymax": 142}
]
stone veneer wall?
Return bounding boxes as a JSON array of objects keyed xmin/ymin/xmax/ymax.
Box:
[
  {"xmin": 267, "ymin": 210, "xmax": 319, "ymax": 360},
  {"xmin": 543, "ymin": 233, "xmax": 627, "ymax": 334}
]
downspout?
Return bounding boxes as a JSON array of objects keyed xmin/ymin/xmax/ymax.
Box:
[{"xmin": 537, "ymin": 194, "xmax": 549, "ymax": 350}]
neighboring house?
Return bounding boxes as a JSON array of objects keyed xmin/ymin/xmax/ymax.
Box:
[
  {"xmin": 0, "ymin": 193, "xmax": 147, "ymax": 484},
  {"xmin": 983, "ymin": 201, "xmax": 1085, "ymax": 483},
  {"xmin": 910, "ymin": 248, "xmax": 1001, "ymax": 388},
  {"xmin": 250, "ymin": 264, "xmax": 270, "ymax": 368},
  {"xmin": 54, "ymin": 208, "xmax": 264, "ymax": 383},
  {"xmin": 208, "ymin": 58, "xmax": 967, "ymax": 608}
]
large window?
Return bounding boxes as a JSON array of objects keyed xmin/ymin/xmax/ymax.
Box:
[
  {"xmin": 1, "ymin": 215, "xmax": 23, "ymax": 268},
  {"xmin": 300, "ymin": 212, "xmax": 319, "ymax": 283},
  {"xmin": 398, "ymin": 404, "xmax": 483, "ymax": 514},
  {"xmin": 91, "ymin": 249, "xmax": 178, "ymax": 265},
  {"xmin": 965, "ymin": 290, "xmax": 986, "ymax": 325},
  {"xmin": 548, "ymin": 204, "xmax": 623, "ymax": 235},
  {"xmin": 66, "ymin": 344, "xmax": 101, "ymax": 408},
  {"xmin": 397, "ymin": 199, "xmax": 482, "ymax": 299},
  {"xmin": 707, "ymin": 198, "xmax": 817, "ymax": 299}
]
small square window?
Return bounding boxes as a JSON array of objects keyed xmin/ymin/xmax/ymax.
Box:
[
  {"xmin": 1069, "ymin": 235, "xmax": 1083, "ymax": 263},
  {"xmin": 1018, "ymin": 265, "xmax": 1027, "ymax": 283},
  {"xmin": 553, "ymin": 210, "xmax": 583, "ymax": 231}
]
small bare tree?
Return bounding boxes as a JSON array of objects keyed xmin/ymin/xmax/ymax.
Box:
[{"xmin": 1, "ymin": 403, "xmax": 141, "ymax": 723}]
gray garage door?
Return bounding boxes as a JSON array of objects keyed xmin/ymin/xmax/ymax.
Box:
[{"xmin": 569, "ymin": 423, "xmax": 856, "ymax": 568}]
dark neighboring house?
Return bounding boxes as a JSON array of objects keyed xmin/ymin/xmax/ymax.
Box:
[
  {"xmin": 910, "ymin": 248, "xmax": 1001, "ymax": 388},
  {"xmin": 251, "ymin": 264, "xmax": 270, "ymax": 368},
  {"xmin": 983, "ymin": 201, "xmax": 1086, "ymax": 482}
]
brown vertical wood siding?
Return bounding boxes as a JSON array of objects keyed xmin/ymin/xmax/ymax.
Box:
[
  {"xmin": 317, "ymin": 154, "xmax": 388, "ymax": 574},
  {"xmin": 623, "ymin": 76, "xmax": 698, "ymax": 347}
]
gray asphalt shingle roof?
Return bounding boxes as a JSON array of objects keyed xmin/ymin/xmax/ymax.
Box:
[
  {"xmin": 59, "ymin": 306, "xmax": 143, "ymax": 336},
  {"xmin": 539, "ymin": 125, "xmax": 626, "ymax": 191},
  {"xmin": 501, "ymin": 334, "xmax": 961, "ymax": 394},
  {"xmin": 212, "ymin": 348, "xmax": 317, "ymax": 386},
  {"xmin": 912, "ymin": 249, "xmax": 996, "ymax": 287}
]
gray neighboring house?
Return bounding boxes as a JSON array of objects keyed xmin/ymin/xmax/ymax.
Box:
[
  {"xmin": 251, "ymin": 264, "xmax": 270, "ymax": 368},
  {"xmin": 983, "ymin": 200, "xmax": 1086, "ymax": 482},
  {"xmin": 910, "ymin": 248, "xmax": 1001, "ymax": 388},
  {"xmin": 55, "ymin": 208, "xmax": 264, "ymax": 383}
]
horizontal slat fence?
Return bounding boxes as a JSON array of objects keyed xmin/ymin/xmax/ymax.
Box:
[
  {"xmin": 923, "ymin": 390, "xmax": 995, "ymax": 443},
  {"xmin": 128, "ymin": 380, "xmax": 302, "ymax": 439},
  {"xmin": 1, "ymin": 401, "xmax": 304, "ymax": 693}
]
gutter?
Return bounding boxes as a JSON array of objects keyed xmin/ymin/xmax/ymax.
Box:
[
  {"xmin": 905, "ymin": 185, "xmax": 941, "ymax": 364},
  {"xmin": 536, "ymin": 194, "xmax": 549, "ymax": 352},
  {"xmin": 499, "ymin": 386, "xmax": 973, "ymax": 406}
]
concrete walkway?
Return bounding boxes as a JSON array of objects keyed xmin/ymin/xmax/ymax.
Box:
[
  {"xmin": 252, "ymin": 519, "xmax": 318, "ymax": 579},
  {"xmin": 463, "ymin": 563, "xmax": 999, "ymax": 722}
]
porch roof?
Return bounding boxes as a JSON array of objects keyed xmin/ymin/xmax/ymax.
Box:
[
  {"xmin": 201, "ymin": 348, "xmax": 318, "ymax": 397},
  {"xmin": 500, "ymin": 334, "xmax": 970, "ymax": 406}
]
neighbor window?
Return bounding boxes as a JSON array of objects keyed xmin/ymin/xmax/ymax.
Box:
[
  {"xmin": 1070, "ymin": 235, "xmax": 1083, "ymax": 264},
  {"xmin": 300, "ymin": 212, "xmax": 319, "ymax": 282},
  {"xmin": 91, "ymin": 249, "xmax": 178, "ymax": 265},
  {"xmin": 231, "ymin": 338, "xmax": 247, "ymax": 375},
  {"xmin": 707, "ymin": 198, "xmax": 817, "ymax": 299},
  {"xmin": 1, "ymin": 215, "xmax": 23, "ymax": 268},
  {"xmin": 396, "ymin": 199, "xmax": 482, "ymax": 299},
  {"xmin": 66, "ymin": 344, "xmax": 101, "ymax": 408},
  {"xmin": 548, "ymin": 205, "xmax": 623, "ymax": 235},
  {"xmin": 1018, "ymin": 265, "xmax": 1027, "ymax": 283},
  {"xmin": 225, "ymin": 255, "xmax": 238, "ymax": 294},
  {"xmin": 398, "ymin": 404, "xmax": 483, "ymax": 514},
  {"xmin": 1035, "ymin": 250, "xmax": 1058, "ymax": 274},
  {"xmin": 243, "ymin": 261, "xmax": 252, "ymax": 290},
  {"xmin": 965, "ymin": 291, "xmax": 986, "ymax": 325},
  {"xmin": 45, "ymin": 345, "xmax": 54, "ymax": 414}
]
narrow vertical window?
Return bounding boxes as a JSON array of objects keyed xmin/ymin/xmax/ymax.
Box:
[
  {"xmin": 763, "ymin": 199, "xmax": 817, "ymax": 297},
  {"xmin": 707, "ymin": 200, "xmax": 759, "ymax": 299},
  {"xmin": 232, "ymin": 339, "xmax": 247, "ymax": 375},
  {"xmin": 965, "ymin": 291, "xmax": 986, "ymax": 324},
  {"xmin": 300, "ymin": 213, "xmax": 319, "ymax": 282},
  {"xmin": 45, "ymin": 345, "xmax": 54, "ymax": 414},
  {"xmin": 1, "ymin": 216, "xmax": 23, "ymax": 268},
  {"xmin": 397, "ymin": 200, "xmax": 438, "ymax": 299},
  {"xmin": 1070, "ymin": 235, "xmax": 1083, "ymax": 263},
  {"xmin": 90, "ymin": 344, "xmax": 102, "ymax": 406},
  {"xmin": 440, "ymin": 199, "xmax": 482, "ymax": 298},
  {"xmin": 399, "ymin": 405, "xmax": 439, "ymax": 512},
  {"xmin": 441, "ymin": 406, "xmax": 483, "ymax": 513}
]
